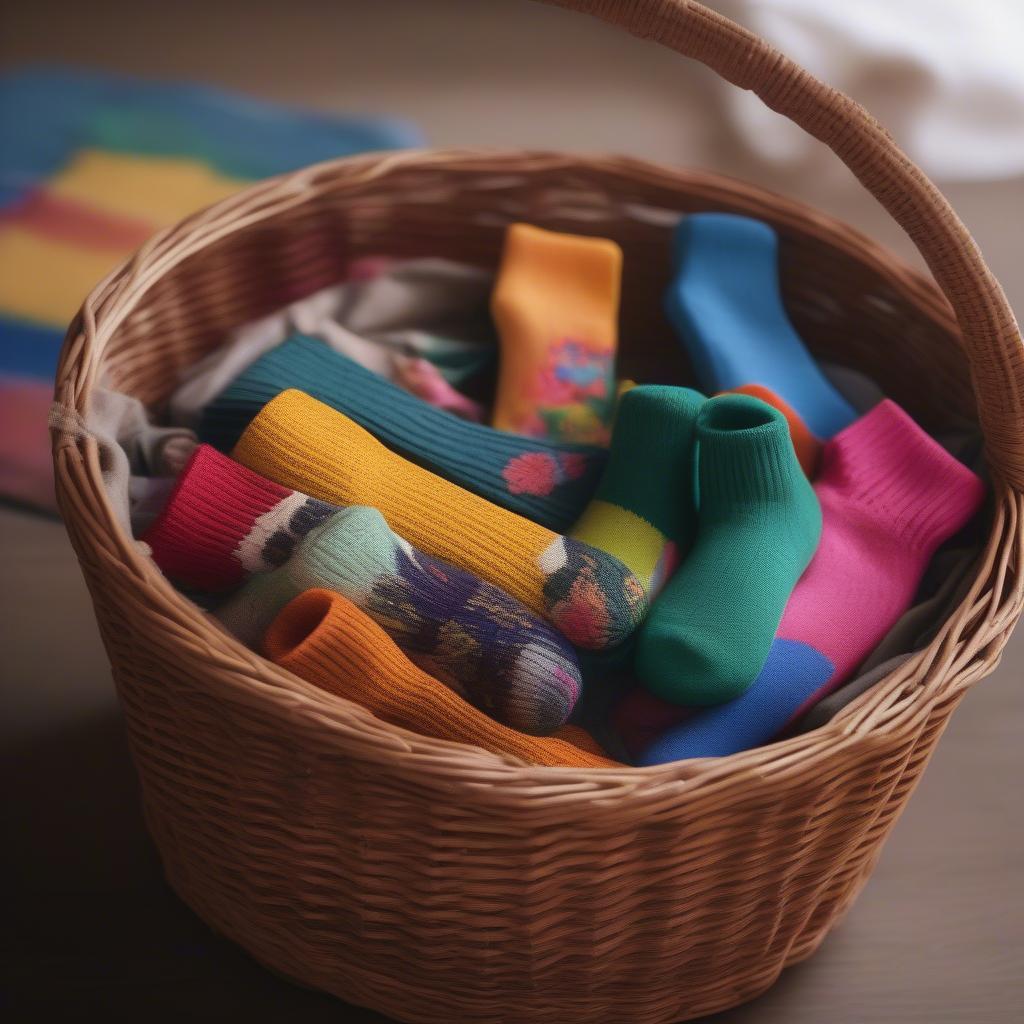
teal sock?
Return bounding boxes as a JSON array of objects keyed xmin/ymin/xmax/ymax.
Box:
[
  {"xmin": 216, "ymin": 506, "xmax": 584, "ymax": 735},
  {"xmin": 569, "ymin": 384, "xmax": 704, "ymax": 598},
  {"xmin": 635, "ymin": 393, "xmax": 821, "ymax": 705},
  {"xmin": 199, "ymin": 334, "xmax": 605, "ymax": 531}
]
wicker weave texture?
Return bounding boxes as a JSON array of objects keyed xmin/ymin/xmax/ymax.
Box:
[{"xmin": 52, "ymin": 3, "xmax": 1023, "ymax": 1022}]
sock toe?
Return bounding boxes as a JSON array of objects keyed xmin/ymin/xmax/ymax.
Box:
[
  {"xmin": 509, "ymin": 642, "xmax": 582, "ymax": 735},
  {"xmin": 541, "ymin": 537, "xmax": 646, "ymax": 649},
  {"xmin": 636, "ymin": 619, "xmax": 766, "ymax": 707}
]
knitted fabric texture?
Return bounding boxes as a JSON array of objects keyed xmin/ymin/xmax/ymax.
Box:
[
  {"xmin": 168, "ymin": 257, "xmax": 495, "ymax": 428},
  {"xmin": 491, "ymin": 223, "xmax": 621, "ymax": 444},
  {"xmin": 231, "ymin": 389, "xmax": 647, "ymax": 650},
  {"xmin": 264, "ymin": 589, "xmax": 619, "ymax": 768},
  {"xmin": 665, "ymin": 212, "xmax": 857, "ymax": 438},
  {"xmin": 570, "ymin": 383, "xmax": 704, "ymax": 597},
  {"xmin": 141, "ymin": 443, "xmax": 295, "ymax": 592},
  {"xmin": 635, "ymin": 393, "xmax": 822, "ymax": 705},
  {"xmin": 724, "ymin": 383, "xmax": 821, "ymax": 478},
  {"xmin": 638, "ymin": 399, "xmax": 986, "ymax": 763},
  {"xmin": 198, "ymin": 334, "xmax": 605, "ymax": 532},
  {"xmin": 216, "ymin": 506, "xmax": 584, "ymax": 735}
]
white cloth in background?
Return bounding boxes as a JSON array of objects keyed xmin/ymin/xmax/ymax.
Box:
[{"xmin": 718, "ymin": 0, "xmax": 1024, "ymax": 181}]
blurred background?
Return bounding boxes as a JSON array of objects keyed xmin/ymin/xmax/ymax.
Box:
[{"xmin": 2, "ymin": 1, "xmax": 1022, "ymax": 1020}]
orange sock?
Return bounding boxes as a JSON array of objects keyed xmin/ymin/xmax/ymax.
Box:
[
  {"xmin": 554, "ymin": 724, "xmax": 611, "ymax": 758},
  {"xmin": 264, "ymin": 589, "xmax": 620, "ymax": 769},
  {"xmin": 491, "ymin": 223, "xmax": 622, "ymax": 445},
  {"xmin": 232, "ymin": 389, "xmax": 647, "ymax": 649},
  {"xmin": 724, "ymin": 384, "xmax": 822, "ymax": 477}
]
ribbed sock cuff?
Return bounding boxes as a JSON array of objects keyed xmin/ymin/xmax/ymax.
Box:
[
  {"xmin": 822, "ymin": 399, "xmax": 986, "ymax": 550},
  {"xmin": 263, "ymin": 587, "xmax": 334, "ymax": 664},
  {"xmin": 696, "ymin": 393, "xmax": 801, "ymax": 507},
  {"xmin": 723, "ymin": 383, "xmax": 821, "ymax": 477},
  {"xmin": 142, "ymin": 444, "xmax": 293, "ymax": 591}
]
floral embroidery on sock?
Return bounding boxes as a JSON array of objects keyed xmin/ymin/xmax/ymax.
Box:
[{"xmin": 511, "ymin": 337, "xmax": 615, "ymax": 444}]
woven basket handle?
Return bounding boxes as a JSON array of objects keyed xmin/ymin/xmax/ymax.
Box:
[{"xmin": 541, "ymin": 0, "xmax": 1024, "ymax": 491}]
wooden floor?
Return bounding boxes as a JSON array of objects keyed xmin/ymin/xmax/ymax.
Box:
[{"xmin": 2, "ymin": 2, "xmax": 1023, "ymax": 1020}]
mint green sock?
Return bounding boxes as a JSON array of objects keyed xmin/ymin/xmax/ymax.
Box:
[
  {"xmin": 569, "ymin": 384, "xmax": 704, "ymax": 599},
  {"xmin": 635, "ymin": 393, "xmax": 821, "ymax": 705}
]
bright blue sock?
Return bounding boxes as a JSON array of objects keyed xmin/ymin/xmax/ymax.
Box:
[
  {"xmin": 664, "ymin": 213, "xmax": 857, "ymax": 439},
  {"xmin": 636, "ymin": 639, "xmax": 834, "ymax": 763},
  {"xmin": 199, "ymin": 334, "xmax": 606, "ymax": 532}
]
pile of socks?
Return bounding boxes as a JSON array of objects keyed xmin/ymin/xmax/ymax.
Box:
[{"xmin": 139, "ymin": 215, "xmax": 986, "ymax": 769}]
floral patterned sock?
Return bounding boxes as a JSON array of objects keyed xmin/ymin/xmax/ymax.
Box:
[{"xmin": 491, "ymin": 223, "xmax": 621, "ymax": 444}]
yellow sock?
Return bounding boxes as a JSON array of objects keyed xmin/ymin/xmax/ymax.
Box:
[
  {"xmin": 490, "ymin": 223, "xmax": 622, "ymax": 445},
  {"xmin": 232, "ymin": 389, "xmax": 646, "ymax": 650}
]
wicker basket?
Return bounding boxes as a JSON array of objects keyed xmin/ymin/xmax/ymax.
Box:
[{"xmin": 52, "ymin": 1, "xmax": 1024, "ymax": 1021}]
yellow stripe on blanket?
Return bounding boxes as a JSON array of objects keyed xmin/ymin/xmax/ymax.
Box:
[
  {"xmin": 0, "ymin": 228, "xmax": 132, "ymax": 326},
  {"xmin": 47, "ymin": 149, "xmax": 248, "ymax": 225}
]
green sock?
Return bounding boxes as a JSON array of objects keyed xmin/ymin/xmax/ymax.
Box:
[
  {"xmin": 569, "ymin": 384, "xmax": 704, "ymax": 600},
  {"xmin": 635, "ymin": 393, "xmax": 821, "ymax": 705}
]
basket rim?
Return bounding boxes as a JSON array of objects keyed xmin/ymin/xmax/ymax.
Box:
[{"xmin": 52, "ymin": 147, "xmax": 1024, "ymax": 796}]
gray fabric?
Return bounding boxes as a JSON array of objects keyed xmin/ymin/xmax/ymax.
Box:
[
  {"xmin": 822, "ymin": 361, "xmax": 886, "ymax": 414},
  {"xmin": 168, "ymin": 258, "xmax": 495, "ymax": 428},
  {"xmin": 50, "ymin": 386, "xmax": 196, "ymax": 535},
  {"xmin": 797, "ymin": 654, "xmax": 913, "ymax": 732}
]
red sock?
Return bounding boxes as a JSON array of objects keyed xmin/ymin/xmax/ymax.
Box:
[{"xmin": 141, "ymin": 444, "xmax": 315, "ymax": 592}]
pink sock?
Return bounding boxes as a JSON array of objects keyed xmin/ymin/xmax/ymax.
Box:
[{"xmin": 776, "ymin": 397, "xmax": 985, "ymax": 714}]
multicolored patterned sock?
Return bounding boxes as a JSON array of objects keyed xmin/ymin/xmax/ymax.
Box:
[
  {"xmin": 215, "ymin": 506, "xmax": 583, "ymax": 736},
  {"xmin": 491, "ymin": 223, "xmax": 621, "ymax": 444},
  {"xmin": 635, "ymin": 393, "xmax": 822, "ymax": 705},
  {"xmin": 665, "ymin": 213, "xmax": 857, "ymax": 438},
  {"xmin": 198, "ymin": 334, "xmax": 606, "ymax": 532},
  {"xmin": 569, "ymin": 384, "xmax": 704, "ymax": 599},
  {"xmin": 232, "ymin": 389, "xmax": 647, "ymax": 650},
  {"xmin": 264, "ymin": 589, "xmax": 620, "ymax": 767},
  {"xmin": 636, "ymin": 399, "xmax": 985, "ymax": 762},
  {"xmin": 723, "ymin": 383, "xmax": 821, "ymax": 478}
]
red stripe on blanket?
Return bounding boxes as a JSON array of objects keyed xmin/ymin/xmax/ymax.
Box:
[{"xmin": 0, "ymin": 189, "xmax": 155, "ymax": 250}]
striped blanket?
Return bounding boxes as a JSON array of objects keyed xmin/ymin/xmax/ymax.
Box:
[{"xmin": 0, "ymin": 66, "xmax": 421, "ymax": 510}]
